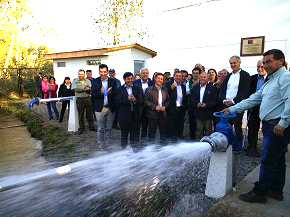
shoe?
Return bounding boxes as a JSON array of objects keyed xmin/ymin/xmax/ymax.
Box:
[
  {"xmin": 267, "ymin": 190, "xmax": 283, "ymax": 201},
  {"xmin": 49, "ymin": 117, "xmax": 53, "ymax": 120},
  {"xmin": 113, "ymin": 125, "xmax": 120, "ymax": 130},
  {"xmin": 78, "ymin": 129, "xmax": 84, "ymax": 135},
  {"xmin": 59, "ymin": 119, "xmax": 63, "ymax": 123},
  {"xmin": 239, "ymin": 190, "xmax": 267, "ymax": 203},
  {"xmin": 89, "ymin": 128, "xmax": 97, "ymax": 131}
]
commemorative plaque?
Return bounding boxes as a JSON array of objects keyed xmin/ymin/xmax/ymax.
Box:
[{"xmin": 240, "ymin": 36, "xmax": 265, "ymax": 56}]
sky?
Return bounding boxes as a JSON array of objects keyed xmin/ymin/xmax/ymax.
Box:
[{"xmin": 28, "ymin": 0, "xmax": 290, "ymax": 75}]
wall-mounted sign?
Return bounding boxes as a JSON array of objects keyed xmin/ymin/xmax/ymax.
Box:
[{"xmin": 240, "ymin": 36, "xmax": 265, "ymax": 56}]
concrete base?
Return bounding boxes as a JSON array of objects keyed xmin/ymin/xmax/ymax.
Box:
[
  {"xmin": 205, "ymin": 145, "xmax": 232, "ymax": 199},
  {"xmin": 68, "ymin": 96, "xmax": 79, "ymax": 132}
]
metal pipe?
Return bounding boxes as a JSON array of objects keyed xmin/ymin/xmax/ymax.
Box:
[
  {"xmin": 29, "ymin": 97, "xmax": 75, "ymax": 109},
  {"xmin": 200, "ymin": 132, "xmax": 229, "ymax": 152},
  {"xmin": 39, "ymin": 96, "xmax": 74, "ymax": 103}
]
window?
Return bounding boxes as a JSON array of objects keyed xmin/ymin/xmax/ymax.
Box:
[
  {"xmin": 87, "ymin": 60, "xmax": 101, "ymax": 65},
  {"xmin": 57, "ymin": 62, "xmax": 66, "ymax": 67},
  {"xmin": 134, "ymin": 60, "xmax": 145, "ymax": 75}
]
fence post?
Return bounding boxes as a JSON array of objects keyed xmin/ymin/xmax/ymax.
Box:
[
  {"xmin": 68, "ymin": 96, "xmax": 79, "ymax": 132},
  {"xmin": 17, "ymin": 68, "xmax": 23, "ymax": 97}
]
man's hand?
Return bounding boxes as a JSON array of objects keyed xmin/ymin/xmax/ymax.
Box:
[
  {"xmin": 197, "ymin": 103, "xmax": 202, "ymax": 108},
  {"xmin": 224, "ymin": 100, "xmax": 233, "ymax": 107},
  {"xmin": 221, "ymin": 108, "xmax": 230, "ymax": 114},
  {"xmin": 101, "ymin": 86, "xmax": 104, "ymax": 94},
  {"xmin": 200, "ymin": 103, "xmax": 206, "ymax": 108},
  {"xmin": 155, "ymin": 106, "xmax": 161, "ymax": 111},
  {"xmin": 108, "ymin": 87, "xmax": 112, "ymax": 94},
  {"xmin": 128, "ymin": 94, "xmax": 136, "ymax": 102},
  {"xmin": 160, "ymin": 106, "xmax": 166, "ymax": 112},
  {"xmin": 171, "ymin": 82, "xmax": 177, "ymax": 90},
  {"xmin": 273, "ymin": 125, "xmax": 285, "ymax": 137},
  {"xmin": 84, "ymin": 86, "xmax": 90, "ymax": 91}
]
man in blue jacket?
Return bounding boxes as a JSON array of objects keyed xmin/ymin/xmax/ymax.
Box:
[{"xmin": 91, "ymin": 64, "xmax": 117, "ymax": 147}]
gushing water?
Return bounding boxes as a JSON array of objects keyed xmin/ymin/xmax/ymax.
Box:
[{"xmin": 0, "ymin": 142, "xmax": 214, "ymax": 217}]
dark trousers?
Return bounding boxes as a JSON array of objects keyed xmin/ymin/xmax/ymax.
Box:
[
  {"xmin": 141, "ymin": 107, "xmax": 149, "ymax": 140},
  {"xmin": 247, "ymin": 107, "xmax": 260, "ymax": 150},
  {"xmin": 254, "ymin": 121, "xmax": 290, "ymax": 194},
  {"xmin": 113, "ymin": 110, "xmax": 119, "ymax": 127},
  {"xmin": 59, "ymin": 100, "xmax": 70, "ymax": 122},
  {"xmin": 230, "ymin": 112, "xmax": 244, "ymax": 144},
  {"xmin": 119, "ymin": 114, "xmax": 140, "ymax": 148},
  {"xmin": 167, "ymin": 108, "xmax": 184, "ymax": 143},
  {"xmin": 76, "ymin": 97, "xmax": 94, "ymax": 130},
  {"xmin": 148, "ymin": 112, "xmax": 167, "ymax": 145},
  {"xmin": 188, "ymin": 106, "xmax": 196, "ymax": 139}
]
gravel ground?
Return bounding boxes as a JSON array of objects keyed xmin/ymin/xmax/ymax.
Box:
[{"xmin": 31, "ymin": 100, "xmax": 262, "ymax": 184}]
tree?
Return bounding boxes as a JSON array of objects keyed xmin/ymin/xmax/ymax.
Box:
[
  {"xmin": 0, "ymin": 0, "xmax": 54, "ymax": 72},
  {"xmin": 0, "ymin": 0, "xmax": 32, "ymax": 69},
  {"xmin": 93, "ymin": 0, "xmax": 148, "ymax": 45}
]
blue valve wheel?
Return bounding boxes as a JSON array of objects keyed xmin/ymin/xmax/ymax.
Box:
[{"xmin": 213, "ymin": 112, "xmax": 237, "ymax": 119}]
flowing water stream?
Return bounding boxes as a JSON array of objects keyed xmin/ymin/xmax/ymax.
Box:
[{"xmin": 0, "ymin": 110, "xmax": 216, "ymax": 217}]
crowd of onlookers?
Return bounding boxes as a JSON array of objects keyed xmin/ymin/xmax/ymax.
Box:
[
  {"xmin": 34, "ymin": 49, "xmax": 290, "ymax": 204},
  {"xmin": 34, "ymin": 55, "xmax": 275, "ymax": 155}
]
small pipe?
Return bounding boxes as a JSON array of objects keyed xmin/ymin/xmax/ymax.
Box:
[
  {"xmin": 28, "ymin": 96, "xmax": 75, "ymax": 110},
  {"xmin": 28, "ymin": 98, "xmax": 40, "ymax": 109}
]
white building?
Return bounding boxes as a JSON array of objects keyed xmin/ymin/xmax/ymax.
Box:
[{"xmin": 45, "ymin": 44, "xmax": 157, "ymax": 86}]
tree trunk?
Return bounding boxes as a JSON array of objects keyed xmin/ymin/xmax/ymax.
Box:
[
  {"xmin": 113, "ymin": 0, "xmax": 118, "ymax": 45},
  {"xmin": 4, "ymin": 31, "xmax": 16, "ymax": 69}
]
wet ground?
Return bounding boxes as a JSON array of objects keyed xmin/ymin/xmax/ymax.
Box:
[
  {"xmin": 0, "ymin": 109, "xmax": 50, "ymax": 177},
  {"xmin": 0, "ymin": 102, "xmax": 261, "ymax": 216}
]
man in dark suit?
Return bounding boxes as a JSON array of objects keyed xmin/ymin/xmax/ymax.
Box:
[
  {"xmin": 133, "ymin": 68, "xmax": 153, "ymax": 142},
  {"xmin": 165, "ymin": 70, "xmax": 187, "ymax": 142},
  {"xmin": 190, "ymin": 73, "xmax": 217, "ymax": 139},
  {"xmin": 91, "ymin": 64, "xmax": 117, "ymax": 147},
  {"xmin": 246, "ymin": 60, "xmax": 268, "ymax": 157},
  {"xmin": 220, "ymin": 55, "xmax": 250, "ymax": 145},
  {"xmin": 34, "ymin": 72, "xmax": 43, "ymax": 98},
  {"xmin": 144, "ymin": 73, "xmax": 170, "ymax": 144},
  {"xmin": 116, "ymin": 72, "xmax": 142, "ymax": 149}
]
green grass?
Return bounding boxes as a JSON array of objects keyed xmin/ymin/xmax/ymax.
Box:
[{"xmin": 1, "ymin": 99, "xmax": 75, "ymax": 156}]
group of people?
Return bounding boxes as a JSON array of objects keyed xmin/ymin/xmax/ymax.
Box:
[
  {"xmin": 35, "ymin": 74, "xmax": 75, "ymax": 122},
  {"xmin": 34, "ymin": 48, "xmax": 290, "ymax": 205}
]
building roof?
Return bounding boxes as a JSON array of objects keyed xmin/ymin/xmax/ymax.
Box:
[{"xmin": 44, "ymin": 43, "xmax": 157, "ymax": 60}]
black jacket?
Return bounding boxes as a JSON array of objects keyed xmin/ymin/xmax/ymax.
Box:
[
  {"xmin": 58, "ymin": 83, "xmax": 75, "ymax": 97},
  {"xmin": 164, "ymin": 80, "xmax": 187, "ymax": 114},
  {"xmin": 190, "ymin": 83, "xmax": 218, "ymax": 120},
  {"xmin": 116, "ymin": 85, "xmax": 142, "ymax": 121},
  {"xmin": 220, "ymin": 69, "xmax": 250, "ymax": 105},
  {"xmin": 91, "ymin": 77, "xmax": 117, "ymax": 112}
]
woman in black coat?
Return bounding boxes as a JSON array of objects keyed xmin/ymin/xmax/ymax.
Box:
[{"xmin": 58, "ymin": 77, "xmax": 75, "ymax": 122}]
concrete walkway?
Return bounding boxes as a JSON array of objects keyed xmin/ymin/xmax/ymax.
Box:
[{"xmin": 203, "ymin": 144, "xmax": 290, "ymax": 217}]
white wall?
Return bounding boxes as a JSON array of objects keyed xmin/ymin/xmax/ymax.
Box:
[
  {"xmin": 53, "ymin": 56, "xmax": 109, "ymax": 86},
  {"xmin": 53, "ymin": 49, "xmax": 154, "ymax": 86}
]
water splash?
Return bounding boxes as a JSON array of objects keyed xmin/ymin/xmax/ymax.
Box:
[{"xmin": 0, "ymin": 142, "xmax": 214, "ymax": 217}]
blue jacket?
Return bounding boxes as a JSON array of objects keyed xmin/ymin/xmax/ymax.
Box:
[{"xmin": 91, "ymin": 77, "xmax": 117, "ymax": 112}]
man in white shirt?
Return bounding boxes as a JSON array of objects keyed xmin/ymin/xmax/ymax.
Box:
[
  {"xmin": 220, "ymin": 55, "xmax": 250, "ymax": 146},
  {"xmin": 133, "ymin": 68, "xmax": 154, "ymax": 142},
  {"xmin": 165, "ymin": 70, "xmax": 187, "ymax": 143},
  {"xmin": 189, "ymin": 73, "xmax": 217, "ymax": 139}
]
